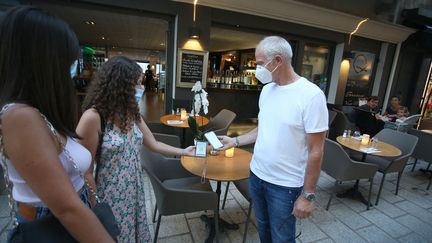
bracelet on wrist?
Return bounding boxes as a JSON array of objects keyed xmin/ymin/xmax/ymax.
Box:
[{"xmin": 235, "ymin": 136, "xmax": 240, "ymax": 147}]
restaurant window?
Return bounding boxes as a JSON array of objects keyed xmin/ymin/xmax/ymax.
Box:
[{"xmin": 301, "ymin": 44, "xmax": 330, "ymax": 93}]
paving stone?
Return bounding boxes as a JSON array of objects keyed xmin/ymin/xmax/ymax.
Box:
[
  {"xmin": 297, "ymin": 218, "xmax": 327, "ymax": 242},
  {"xmin": 374, "ymin": 199, "xmax": 407, "ymax": 218},
  {"xmin": 314, "ymin": 239, "xmax": 335, "ymax": 243},
  {"xmin": 360, "ymin": 209, "xmax": 411, "ymax": 238},
  {"xmin": 395, "ymin": 200, "xmax": 432, "ymax": 224},
  {"xmin": 187, "ymin": 217, "xmax": 230, "ymax": 243},
  {"xmin": 315, "ymin": 190, "xmax": 341, "ymax": 209},
  {"xmin": 156, "ymin": 214, "xmax": 189, "ymax": 238},
  {"xmin": 226, "ymin": 222, "xmax": 259, "ymax": 243},
  {"xmin": 397, "ymin": 189, "xmax": 432, "ymax": 209},
  {"xmin": 311, "ymin": 205, "xmax": 337, "ymax": 224},
  {"xmin": 356, "ymin": 225, "xmax": 396, "ymax": 243},
  {"xmin": 397, "ymin": 232, "xmax": 427, "ymax": 243},
  {"xmin": 328, "ymin": 203, "xmax": 371, "ymax": 230},
  {"xmin": 229, "ymin": 188, "xmax": 249, "ymax": 209},
  {"xmin": 395, "ymin": 214, "xmax": 432, "ymax": 239},
  {"xmin": 158, "ymin": 233, "xmax": 193, "ymax": 243},
  {"xmin": 318, "ymin": 219, "xmax": 366, "ymax": 243},
  {"xmin": 377, "ymin": 188, "xmax": 405, "ymax": 204}
]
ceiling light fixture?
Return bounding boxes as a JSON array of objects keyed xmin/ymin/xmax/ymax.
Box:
[
  {"xmin": 160, "ymin": 43, "xmax": 165, "ymax": 46},
  {"xmin": 85, "ymin": 21, "xmax": 95, "ymax": 25},
  {"xmin": 193, "ymin": 0, "xmax": 198, "ymax": 22},
  {"xmin": 189, "ymin": 0, "xmax": 200, "ymax": 39},
  {"xmin": 348, "ymin": 18, "xmax": 368, "ymax": 45},
  {"xmin": 101, "ymin": 36, "xmax": 105, "ymax": 40}
]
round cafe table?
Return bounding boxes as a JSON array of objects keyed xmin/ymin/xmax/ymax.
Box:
[
  {"xmin": 160, "ymin": 114, "xmax": 209, "ymax": 146},
  {"xmin": 336, "ymin": 136, "xmax": 401, "ymax": 206},
  {"xmin": 336, "ymin": 136, "xmax": 401, "ymax": 159},
  {"xmin": 181, "ymin": 148, "xmax": 252, "ymax": 242}
]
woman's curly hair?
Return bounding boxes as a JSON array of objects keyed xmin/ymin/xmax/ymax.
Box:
[{"xmin": 83, "ymin": 56, "xmax": 142, "ymax": 133}]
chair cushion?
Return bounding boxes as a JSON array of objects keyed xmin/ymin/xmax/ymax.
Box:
[
  {"xmin": 363, "ymin": 155, "xmax": 391, "ymax": 172},
  {"xmin": 163, "ymin": 176, "xmax": 213, "ymax": 192},
  {"xmin": 349, "ymin": 153, "xmax": 391, "ymax": 172}
]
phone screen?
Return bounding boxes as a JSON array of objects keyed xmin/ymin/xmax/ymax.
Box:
[{"xmin": 204, "ymin": 131, "xmax": 224, "ymax": 149}]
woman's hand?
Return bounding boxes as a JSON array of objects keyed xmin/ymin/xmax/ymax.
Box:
[
  {"xmin": 217, "ymin": 136, "xmax": 236, "ymax": 150},
  {"xmin": 182, "ymin": 146, "xmax": 196, "ymax": 156}
]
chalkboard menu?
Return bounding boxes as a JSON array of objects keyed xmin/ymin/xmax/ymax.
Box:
[{"xmin": 176, "ymin": 49, "xmax": 208, "ymax": 88}]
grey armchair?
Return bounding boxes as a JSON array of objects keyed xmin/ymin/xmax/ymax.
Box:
[
  {"xmin": 204, "ymin": 109, "xmax": 237, "ymax": 136},
  {"xmin": 147, "ymin": 122, "xmax": 176, "ymax": 135},
  {"xmin": 322, "ymin": 139, "xmax": 378, "ymax": 210},
  {"xmin": 140, "ymin": 146, "xmax": 219, "ymax": 243},
  {"xmin": 396, "ymin": 114, "xmax": 421, "ymax": 132},
  {"xmin": 152, "ymin": 133, "xmax": 181, "ymax": 158},
  {"xmin": 329, "ymin": 109, "xmax": 358, "ymax": 140},
  {"xmin": 328, "ymin": 109, "xmax": 337, "ymax": 127},
  {"xmin": 362, "ymin": 129, "xmax": 418, "ymax": 205},
  {"xmin": 408, "ymin": 128, "xmax": 432, "ymax": 190}
]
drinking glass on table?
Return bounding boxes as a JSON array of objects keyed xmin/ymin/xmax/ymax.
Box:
[
  {"xmin": 353, "ymin": 131, "xmax": 361, "ymax": 138},
  {"xmin": 371, "ymin": 137, "xmax": 379, "ymax": 148}
]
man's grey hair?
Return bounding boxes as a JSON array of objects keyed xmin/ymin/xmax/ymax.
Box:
[{"xmin": 257, "ymin": 36, "xmax": 293, "ymax": 62}]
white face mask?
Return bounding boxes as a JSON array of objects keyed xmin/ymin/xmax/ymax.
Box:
[
  {"xmin": 135, "ymin": 87, "xmax": 145, "ymax": 101},
  {"xmin": 70, "ymin": 60, "xmax": 78, "ymax": 78},
  {"xmin": 255, "ymin": 59, "xmax": 279, "ymax": 84}
]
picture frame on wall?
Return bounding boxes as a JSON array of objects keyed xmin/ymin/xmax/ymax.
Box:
[{"xmin": 176, "ymin": 49, "xmax": 209, "ymax": 88}]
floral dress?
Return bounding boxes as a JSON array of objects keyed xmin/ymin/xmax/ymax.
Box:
[{"xmin": 96, "ymin": 122, "xmax": 151, "ymax": 243}]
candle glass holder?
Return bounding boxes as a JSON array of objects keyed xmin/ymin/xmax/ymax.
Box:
[
  {"xmin": 225, "ymin": 147, "xmax": 235, "ymax": 157},
  {"xmin": 361, "ymin": 134, "xmax": 370, "ymax": 145}
]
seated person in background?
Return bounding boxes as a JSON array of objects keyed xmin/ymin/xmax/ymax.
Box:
[
  {"xmin": 352, "ymin": 96, "xmax": 384, "ymax": 137},
  {"xmin": 395, "ymin": 106, "xmax": 409, "ymax": 123},
  {"xmin": 384, "ymin": 95, "xmax": 401, "ymax": 121}
]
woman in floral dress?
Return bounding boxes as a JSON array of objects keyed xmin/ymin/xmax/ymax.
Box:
[{"xmin": 76, "ymin": 56, "xmax": 195, "ymax": 242}]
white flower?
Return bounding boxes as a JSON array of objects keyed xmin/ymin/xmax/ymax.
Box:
[
  {"xmin": 200, "ymin": 90, "xmax": 209, "ymax": 114},
  {"xmin": 194, "ymin": 93, "xmax": 201, "ymax": 114},
  {"xmin": 191, "ymin": 81, "xmax": 202, "ymax": 93},
  {"xmin": 191, "ymin": 81, "xmax": 209, "ymax": 115}
]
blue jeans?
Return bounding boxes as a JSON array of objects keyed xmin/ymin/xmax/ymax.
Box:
[
  {"xmin": 8, "ymin": 188, "xmax": 91, "ymax": 242},
  {"xmin": 249, "ymin": 171, "xmax": 302, "ymax": 243}
]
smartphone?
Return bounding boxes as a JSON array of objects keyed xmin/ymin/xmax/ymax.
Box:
[{"xmin": 204, "ymin": 131, "xmax": 224, "ymax": 149}]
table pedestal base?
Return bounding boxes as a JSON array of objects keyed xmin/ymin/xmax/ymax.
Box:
[{"xmin": 200, "ymin": 215, "xmax": 239, "ymax": 243}]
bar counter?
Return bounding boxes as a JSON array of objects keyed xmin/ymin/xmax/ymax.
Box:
[{"xmin": 206, "ymin": 82, "xmax": 261, "ymax": 120}]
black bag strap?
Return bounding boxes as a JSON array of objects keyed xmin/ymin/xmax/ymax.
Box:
[{"xmin": 94, "ymin": 111, "xmax": 105, "ymax": 182}]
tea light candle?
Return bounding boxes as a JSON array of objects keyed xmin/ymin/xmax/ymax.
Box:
[
  {"xmin": 180, "ymin": 108, "xmax": 187, "ymax": 120},
  {"xmin": 361, "ymin": 134, "xmax": 370, "ymax": 145},
  {"xmin": 225, "ymin": 147, "xmax": 235, "ymax": 157}
]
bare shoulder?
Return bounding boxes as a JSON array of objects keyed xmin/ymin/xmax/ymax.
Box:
[
  {"xmin": 79, "ymin": 108, "xmax": 101, "ymax": 124},
  {"xmin": 2, "ymin": 104, "xmax": 41, "ymax": 125}
]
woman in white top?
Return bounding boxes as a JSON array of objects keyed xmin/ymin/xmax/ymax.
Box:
[{"xmin": 0, "ymin": 6, "xmax": 114, "ymax": 242}]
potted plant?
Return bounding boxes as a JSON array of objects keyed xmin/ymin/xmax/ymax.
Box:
[{"xmin": 188, "ymin": 81, "xmax": 209, "ymax": 143}]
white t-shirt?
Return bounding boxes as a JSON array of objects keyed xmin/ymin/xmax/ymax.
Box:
[{"xmin": 250, "ymin": 77, "xmax": 328, "ymax": 187}]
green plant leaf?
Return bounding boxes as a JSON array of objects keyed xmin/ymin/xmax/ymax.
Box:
[{"xmin": 188, "ymin": 116, "xmax": 204, "ymax": 141}]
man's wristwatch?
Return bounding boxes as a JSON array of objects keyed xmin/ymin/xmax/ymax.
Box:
[{"xmin": 301, "ymin": 191, "xmax": 316, "ymax": 202}]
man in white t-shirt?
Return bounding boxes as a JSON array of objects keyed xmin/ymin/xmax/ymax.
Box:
[{"xmin": 219, "ymin": 36, "xmax": 328, "ymax": 243}]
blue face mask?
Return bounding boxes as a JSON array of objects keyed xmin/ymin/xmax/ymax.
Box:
[{"xmin": 70, "ymin": 60, "xmax": 78, "ymax": 78}]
